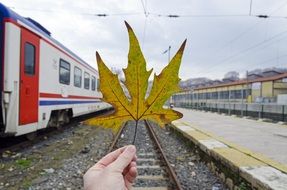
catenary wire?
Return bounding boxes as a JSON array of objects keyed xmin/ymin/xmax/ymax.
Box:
[
  {"xmin": 9, "ymin": 6, "xmax": 287, "ymax": 19},
  {"xmin": 9, "ymin": 2, "xmax": 287, "ymax": 80},
  {"xmin": 194, "ymin": 30, "xmax": 287, "ymax": 77},
  {"xmin": 193, "ymin": 0, "xmax": 287, "ymax": 75}
]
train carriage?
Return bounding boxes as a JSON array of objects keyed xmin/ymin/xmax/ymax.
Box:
[{"xmin": 0, "ymin": 3, "xmax": 110, "ymax": 137}]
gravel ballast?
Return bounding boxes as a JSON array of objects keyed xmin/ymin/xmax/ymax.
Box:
[
  {"xmin": 114, "ymin": 121, "xmax": 227, "ymax": 190},
  {"xmin": 1, "ymin": 120, "xmax": 227, "ymax": 190},
  {"xmin": 152, "ymin": 122, "xmax": 227, "ymax": 190},
  {"xmin": 0, "ymin": 124, "xmax": 114, "ymax": 190}
]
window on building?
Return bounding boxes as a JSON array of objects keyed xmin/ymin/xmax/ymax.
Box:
[
  {"xmin": 230, "ymin": 90, "xmax": 235, "ymax": 99},
  {"xmin": 220, "ymin": 91, "xmax": 229, "ymax": 99},
  {"xmin": 193, "ymin": 93, "xmax": 198, "ymax": 100},
  {"xmin": 243, "ymin": 89, "xmax": 251, "ymax": 98},
  {"xmin": 234, "ymin": 90, "xmax": 242, "ymax": 99},
  {"xmin": 198, "ymin": 93, "xmax": 205, "ymax": 100},
  {"xmin": 24, "ymin": 42, "xmax": 35, "ymax": 75},
  {"xmin": 74, "ymin": 66, "xmax": 82, "ymax": 88},
  {"xmin": 189, "ymin": 94, "xmax": 193, "ymax": 100},
  {"xmin": 59, "ymin": 59, "xmax": 70, "ymax": 85},
  {"xmin": 206, "ymin": 92, "xmax": 211, "ymax": 99},
  {"xmin": 211, "ymin": 92, "xmax": 218, "ymax": 99},
  {"xmin": 84, "ymin": 72, "xmax": 90, "ymax": 89},
  {"xmin": 91, "ymin": 76, "xmax": 96, "ymax": 91}
]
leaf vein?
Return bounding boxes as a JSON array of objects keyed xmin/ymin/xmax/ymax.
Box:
[{"xmin": 107, "ymin": 77, "xmax": 136, "ymax": 120}]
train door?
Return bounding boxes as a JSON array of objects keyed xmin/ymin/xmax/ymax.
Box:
[{"xmin": 19, "ymin": 28, "xmax": 40, "ymax": 125}]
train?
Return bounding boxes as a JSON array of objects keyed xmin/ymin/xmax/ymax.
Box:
[{"xmin": 0, "ymin": 3, "xmax": 111, "ymax": 137}]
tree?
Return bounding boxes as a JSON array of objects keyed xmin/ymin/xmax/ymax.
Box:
[{"xmin": 224, "ymin": 71, "xmax": 239, "ymax": 80}]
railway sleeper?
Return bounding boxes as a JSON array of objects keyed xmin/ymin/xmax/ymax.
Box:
[
  {"xmin": 135, "ymin": 150, "xmax": 171, "ymax": 189},
  {"xmin": 134, "ymin": 178, "xmax": 169, "ymax": 188},
  {"xmin": 138, "ymin": 167, "xmax": 166, "ymax": 176},
  {"xmin": 133, "ymin": 188, "xmax": 169, "ymax": 190},
  {"xmin": 110, "ymin": 121, "xmax": 180, "ymax": 190}
]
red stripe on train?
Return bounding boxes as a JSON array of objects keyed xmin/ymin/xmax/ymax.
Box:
[{"xmin": 40, "ymin": 92, "xmax": 101, "ymax": 100}]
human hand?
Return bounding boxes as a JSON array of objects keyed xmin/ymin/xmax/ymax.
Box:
[{"xmin": 83, "ymin": 145, "xmax": 137, "ymax": 190}]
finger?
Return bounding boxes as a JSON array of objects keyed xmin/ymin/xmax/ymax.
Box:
[
  {"xmin": 132, "ymin": 154, "xmax": 137, "ymax": 161},
  {"xmin": 123, "ymin": 161, "xmax": 137, "ymax": 176},
  {"xmin": 124, "ymin": 166, "xmax": 137, "ymax": 189},
  {"xmin": 129, "ymin": 161, "xmax": 137, "ymax": 168},
  {"xmin": 91, "ymin": 146, "xmax": 127, "ymax": 170},
  {"xmin": 109, "ymin": 145, "xmax": 136, "ymax": 172}
]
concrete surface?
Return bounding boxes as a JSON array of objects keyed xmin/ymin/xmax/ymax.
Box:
[
  {"xmin": 175, "ymin": 108, "xmax": 287, "ymax": 165},
  {"xmin": 171, "ymin": 117, "xmax": 287, "ymax": 190}
]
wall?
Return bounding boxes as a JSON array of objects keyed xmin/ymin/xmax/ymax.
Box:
[{"xmin": 261, "ymin": 81, "xmax": 273, "ymax": 97}]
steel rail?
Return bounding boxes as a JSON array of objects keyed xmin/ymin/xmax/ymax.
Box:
[
  {"xmin": 144, "ymin": 120, "xmax": 183, "ymax": 190},
  {"xmin": 107, "ymin": 122, "xmax": 126, "ymax": 153}
]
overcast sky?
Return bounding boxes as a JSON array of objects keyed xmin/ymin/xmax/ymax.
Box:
[{"xmin": 2, "ymin": 0, "xmax": 287, "ymax": 80}]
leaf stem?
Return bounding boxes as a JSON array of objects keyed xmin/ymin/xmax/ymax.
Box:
[{"xmin": 132, "ymin": 120, "xmax": 138, "ymax": 145}]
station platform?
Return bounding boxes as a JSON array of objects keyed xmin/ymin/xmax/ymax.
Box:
[{"xmin": 171, "ymin": 108, "xmax": 287, "ymax": 190}]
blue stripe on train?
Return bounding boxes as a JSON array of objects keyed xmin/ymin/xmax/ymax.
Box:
[{"xmin": 39, "ymin": 100, "xmax": 101, "ymax": 106}]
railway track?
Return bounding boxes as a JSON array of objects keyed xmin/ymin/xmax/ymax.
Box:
[
  {"xmin": 0, "ymin": 108, "xmax": 113, "ymax": 155},
  {"xmin": 109, "ymin": 120, "xmax": 182, "ymax": 190}
]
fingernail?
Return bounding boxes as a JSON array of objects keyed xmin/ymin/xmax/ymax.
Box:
[{"xmin": 127, "ymin": 145, "xmax": 136, "ymax": 153}]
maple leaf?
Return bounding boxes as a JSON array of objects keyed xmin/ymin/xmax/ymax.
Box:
[{"xmin": 86, "ymin": 22, "xmax": 186, "ymax": 132}]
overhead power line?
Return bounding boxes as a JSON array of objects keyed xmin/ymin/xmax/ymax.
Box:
[
  {"xmin": 193, "ymin": 0, "xmax": 287, "ymax": 76},
  {"xmin": 148, "ymin": 12, "xmax": 286, "ymax": 19},
  {"xmin": 243, "ymin": 53, "xmax": 287, "ymax": 70},
  {"xmin": 140, "ymin": 0, "xmax": 148, "ymax": 16},
  {"xmin": 195, "ymin": 29, "xmax": 287, "ymax": 77},
  {"xmin": 10, "ymin": 7, "xmax": 287, "ymax": 19},
  {"xmin": 139, "ymin": 0, "xmax": 149, "ymax": 47},
  {"xmin": 9, "ymin": 7, "xmax": 142, "ymax": 17},
  {"xmin": 217, "ymin": 30, "xmax": 287, "ymax": 65}
]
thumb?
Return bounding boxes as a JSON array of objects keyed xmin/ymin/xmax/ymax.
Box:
[{"xmin": 109, "ymin": 145, "xmax": 136, "ymax": 172}]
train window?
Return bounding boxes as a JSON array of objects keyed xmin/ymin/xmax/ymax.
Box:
[
  {"xmin": 74, "ymin": 66, "xmax": 82, "ymax": 88},
  {"xmin": 91, "ymin": 76, "xmax": 96, "ymax": 91},
  {"xmin": 24, "ymin": 42, "xmax": 35, "ymax": 75},
  {"xmin": 59, "ymin": 59, "xmax": 70, "ymax": 85},
  {"xmin": 84, "ymin": 72, "xmax": 90, "ymax": 89}
]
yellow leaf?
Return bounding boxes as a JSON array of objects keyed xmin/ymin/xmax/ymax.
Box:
[
  {"xmin": 86, "ymin": 22, "xmax": 186, "ymax": 130},
  {"xmin": 123, "ymin": 23, "xmax": 152, "ymax": 119}
]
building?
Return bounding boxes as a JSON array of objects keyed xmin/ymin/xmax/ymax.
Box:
[{"xmin": 173, "ymin": 72, "xmax": 287, "ymax": 105}]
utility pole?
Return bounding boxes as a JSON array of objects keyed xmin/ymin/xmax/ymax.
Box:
[
  {"xmin": 228, "ymin": 86, "xmax": 231, "ymax": 115},
  {"xmin": 168, "ymin": 45, "xmax": 171, "ymax": 63},
  {"xmin": 241, "ymin": 71, "xmax": 247, "ymax": 117},
  {"xmin": 249, "ymin": 0, "xmax": 253, "ymax": 16},
  {"xmin": 245, "ymin": 71, "xmax": 249, "ymax": 116},
  {"xmin": 241, "ymin": 83, "xmax": 244, "ymax": 117}
]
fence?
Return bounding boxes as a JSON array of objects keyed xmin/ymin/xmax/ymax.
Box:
[{"xmin": 174, "ymin": 102, "xmax": 287, "ymax": 122}]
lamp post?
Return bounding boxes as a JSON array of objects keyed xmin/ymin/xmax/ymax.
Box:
[
  {"xmin": 162, "ymin": 45, "xmax": 171, "ymax": 63},
  {"xmin": 163, "ymin": 46, "xmax": 172, "ymax": 107}
]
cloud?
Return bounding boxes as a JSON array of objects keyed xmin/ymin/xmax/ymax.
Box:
[{"xmin": 2, "ymin": 0, "xmax": 287, "ymax": 80}]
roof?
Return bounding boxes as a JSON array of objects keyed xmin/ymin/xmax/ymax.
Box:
[
  {"xmin": 194, "ymin": 72, "xmax": 287, "ymax": 90},
  {"xmin": 0, "ymin": 3, "xmax": 97, "ymax": 73}
]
